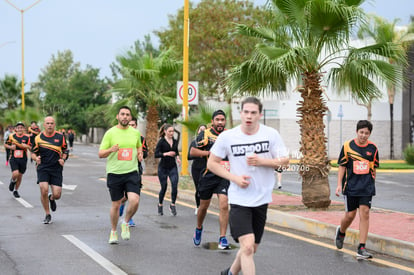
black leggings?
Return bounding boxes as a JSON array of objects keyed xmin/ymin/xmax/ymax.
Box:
[
  {"xmin": 191, "ymin": 165, "xmax": 203, "ymax": 208},
  {"xmin": 158, "ymin": 165, "xmax": 179, "ymax": 204}
]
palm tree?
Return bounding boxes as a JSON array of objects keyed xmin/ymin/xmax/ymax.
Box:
[
  {"xmin": 358, "ymin": 15, "xmax": 414, "ymax": 159},
  {"xmin": 113, "ymin": 48, "xmax": 182, "ymax": 175},
  {"xmin": 0, "ymin": 74, "xmax": 21, "ymax": 110},
  {"xmin": 226, "ymin": 0, "xmax": 407, "ymax": 208}
]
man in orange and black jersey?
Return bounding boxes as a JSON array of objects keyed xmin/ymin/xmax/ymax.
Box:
[
  {"xmin": 335, "ymin": 120, "xmax": 379, "ymax": 259},
  {"xmin": 31, "ymin": 116, "xmax": 69, "ymax": 224},
  {"xmin": 4, "ymin": 122, "xmax": 31, "ymax": 198},
  {"xmin": 190, "ymin": 110, "xmax": 231, "ymax": 249},
  {"xmin": 28, "ymin": 121, "xmax": 41, "ymax": 163}
]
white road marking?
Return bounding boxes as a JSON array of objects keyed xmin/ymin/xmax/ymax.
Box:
[
  {"xmin": 15, "ymin": 197, "xmax": 34, "ymax": 208},
  {"xmin": 63, "ymin": 235, "xmax": 127, "ymax": 275},
  {"xmin": 62, "ymin": 184, "xmax": 77, "ymax": 191},
  {"xmin": 0, "ymin": 180, "xmax": 4, "ymax": 185}
]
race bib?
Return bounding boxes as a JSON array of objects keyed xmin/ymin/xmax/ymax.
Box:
[
  {"xmin": 220, "ymin": 160, "xmax": 230, "ymax": 172},
  {"xmin": 14, "ymin": 150, "xmax": 24, "ymax": 158},
  {"xmin": 118, "ymin": 148, "xmax": 133, "ymax": 161},
  {"xmin": 353, "ymin": 160, "xmax": 369, "ymax": 174}
]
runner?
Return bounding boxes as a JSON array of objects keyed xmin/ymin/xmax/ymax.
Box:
[
  {"xmin": 190, "ymin": 110, "xmax": 230, "ymax": 249},
  {"xmin": 118, "ymin": 117, "xmax": 148, "ymax": 227},
  {"xmin": 28, "ymin": 121, "xmax": 41, "ymax": 163},
  {"xmin": 99, "ymin": 106, "xmax": 143, "ymax": 244},
  {"xmin": 154, "ymin": 123, "xmax": 181, "ymax": 216},
  {"xmin": 207, "ymin": 97, "xmax": 289, "ymax": 275},
  {"xmin": 4, "ymin": 122, "xmax": 31, "ymax": 198},
  {"xmin": 67, "ymin": 128, "xmax": 76, "ymax": 153},
  {"xmin": 335, "ymin": 120, "xmax": 380, "ymax": 259},
  {"xmin": 31, "ymin": 116, "xmax": 69, "ymax": 224},
  {"xmin": 4, "ymin": 125, "xmax": 14, "ymax": 166}
]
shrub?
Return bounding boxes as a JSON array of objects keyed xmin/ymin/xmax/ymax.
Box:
[{"xmin": 403, "ymin": 144, "xmax": 414, "ymax": 165}]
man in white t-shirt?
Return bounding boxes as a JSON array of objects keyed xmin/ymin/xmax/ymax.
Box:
[{"xmin": 208, "ymin": 97, "xmax": 289, "ymax": 275}]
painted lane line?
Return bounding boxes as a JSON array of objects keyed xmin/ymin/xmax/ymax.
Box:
[
  {"xmin": 62, "ymin": 183, "xmax": 77, "ymax": 191},
  {"xmin": 63, "ymin": 235, "xmax": 127, "ymax": 275},
  {"xmin": 15, "ymin": 197, "xmax": 34, "ymax": 208}
]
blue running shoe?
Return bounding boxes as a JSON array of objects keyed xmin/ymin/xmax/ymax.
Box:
[
  {"xmin": 128, "ymin": 219, "xmax": 136, "ymax": 227},
  {"xmin": 119, "ymin": 203, "xmax": 125, "ymax": 217},
  {"xmin": 193, "ymin": 227, "xmax": 202, "ymax": 246},
  {"xmin": 218, "ymin": 236, "xmax": 230, "ymax": 250}
]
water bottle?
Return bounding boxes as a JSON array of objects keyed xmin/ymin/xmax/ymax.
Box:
[{"xmin": 246, "ymin": 148, "xmax": 255, "ymax": 172}]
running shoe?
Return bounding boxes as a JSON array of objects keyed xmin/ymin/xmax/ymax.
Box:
[
  {"xmin": 9, "ymin": 178, "xmax": 16, "ymax": 192},
  {"xmin": 357, "ymin": 247, "xmax": 373, "ymax": 259},
  {"xmin": 121, "ymin": 222, "xmax": 130, "ymax": 240},
  {"xmin": 193, "ymin": 227, "xmax": 203, "ymax": 246},
  {"xmin": 43, "ymin": 214, "xmax": 52, "ymax": 224},
  {"xmin": 128, "ymin": 219, "xmax": 136, "ymax": 227},
  {"xmin": 5, "ymin": 161, "xmax": 8, "ymax": 166},
  {"xmin": 277, "ymin": 182, "xmax": 282, "ymax": 189},
  {"xmin": 158, "ymin": 204, "xmax": 163, "ymax": 216},
  {"xmin": 221, "ymin": 267, "xmax": 231, "ymax": 275},
  {"xmin": 335, "ymin": 225, "xmax": 345, "ymax": 249},
  {"xmin": 218, "ymin": 236, "xmax": 230, "ymax": 250},
  {"xmin": 13, "ymin": 190, "xmax": 20, "ymax": 198},
  {"xmin": 119, "ymin": 203, "xmax": 125, "ymax": 217},
  {"xmin": 170, "ymin": 204, "xmax": 177, "ymax": 216},
  {"xmin": 194, "ymin": 207, "xmax": 198, "ymax": 215},
  {"xmin": 49, "ymin": 193, "xmax": 57, "ymax": 212},
  {"xmin": 108, "ymin": 230, "xmax": 118, "ymax": 244}
]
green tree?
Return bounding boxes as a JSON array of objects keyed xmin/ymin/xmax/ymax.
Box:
[
  {"xmin": 36, "ymin": 50, "xmax": 110, "ymax": 133},
  {"xmin": 113, "ymin": 47, "xmax": 182, "ymax": 175},
  {"xmin": 358, "ymin": 15, "xmax": 414, "ymax": 159},
  {"xmin": 155, "ymin": 0, "xmax": 270, "ymax": 126},
  {"xmin": 227, "ymin": 0, "xmax": 407, "ymax": 208}
]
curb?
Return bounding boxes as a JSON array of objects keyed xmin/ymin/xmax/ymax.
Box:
[
  {"xmin": 142, "ymin": 178, "xmax": 414, "ymax": 262},
  {"xmin": 264, "ymin": 210, "xmax": 414, "ymax": 262}
]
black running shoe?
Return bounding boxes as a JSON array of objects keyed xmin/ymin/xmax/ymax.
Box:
[
  {"xmin": 170, "ymin": 204, "xmax": 177, "ymax": 216},
  {"xmin": 43, "ymin": 214, "xmax": 52, "ymax": 224},
  {"xmin": 335, "ymin": 226, "xmax": 345, "ymax": 249},
  {"xmin": 9, "ymin": 179, "xmax": 16, "ymax": 192},
  {"xmin": 357, "ymin": 247, "xmax": 373, "ymax": 259},
  {"xmin": 158, "ymin": 205, "xmax": 163, "ymax": 216},
  {"xmin": 13, "ymin": 190, "xmax": 20, "ymax": 198},
  {"xmin": 49, "ymin": 194, "xmax": 57, "ymax": 212},
  {"xmin": 221, "ymin": 267, "xmax": 230, "ymax": 275}
]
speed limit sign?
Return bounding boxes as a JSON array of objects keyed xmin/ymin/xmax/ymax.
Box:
[{"xmin": 177, "ymin": 81, "xmax": 198, "ymax": 105}]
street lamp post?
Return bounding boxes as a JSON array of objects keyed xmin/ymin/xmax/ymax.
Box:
[
  {"xmin": 180, "ymin": 0, "xmax": 190, "ymax": 176},
  {"xmin": 5, "ymin": 0, "xmax": 42, "ymax": 111}
]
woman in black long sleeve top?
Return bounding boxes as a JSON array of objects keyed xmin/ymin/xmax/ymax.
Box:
[{"xmin": 155, "ymin": 124, "xmax": 181, "ymax": 216}]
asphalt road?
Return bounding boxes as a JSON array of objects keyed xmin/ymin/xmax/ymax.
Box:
[{"xmin": 0, "ymin": 144, "xmax": 412, "ymax": 275}]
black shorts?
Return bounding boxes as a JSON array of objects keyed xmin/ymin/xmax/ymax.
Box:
[
  {"xmin": 10, "ymin": 158, "xmax": 27, "ymax": 174},
  {"xmin": 344, "ymin": 195, "xmax": 372, "ymax": 212},
  {"xmin": 107, "ymin": 171, "xmax": 142, "ymax": 202},
  {"xmin": 198, "ymin": 177, "xmax": 229, "ymax": 200},
  {"xmin": 229, "ymin": 204, "xmax": 268, "ymax": 244},
  {"xmin": 37, "ymin": 167, "xmax": 63, "ymax": 187}
]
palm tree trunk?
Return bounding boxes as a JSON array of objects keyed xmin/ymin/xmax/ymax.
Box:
[
  {"xmin": 297, "ymin": 72, "xmax": 331, "ymax": 208},
  {"xmin": 143, "ymin": 105, "xmax": 160, "ymax": 175}
]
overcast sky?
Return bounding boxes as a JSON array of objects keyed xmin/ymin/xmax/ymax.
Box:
[{"xmin": 0, "ymin": 0, "xmax": 412, "ymax": 86}]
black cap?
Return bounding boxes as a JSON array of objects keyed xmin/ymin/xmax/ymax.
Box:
[
  {"xmin": 15, "ymin": 122, "xmax": 25, "ymax": 127},
  {"xmin": 212, "ymin": 109, "xmax": 226, "ymax": 119}
]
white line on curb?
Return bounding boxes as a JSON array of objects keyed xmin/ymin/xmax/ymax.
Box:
[{"xmin": 63, "ymin": 234, "xmax": 127, "ymax": 275}]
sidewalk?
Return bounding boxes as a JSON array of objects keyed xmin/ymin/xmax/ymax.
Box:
[{"xmin": 141, "ymin": 175, "xmax": 414, "ymax": 262}]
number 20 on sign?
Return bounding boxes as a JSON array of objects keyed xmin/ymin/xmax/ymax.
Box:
[{"xmin": 177, "ymin": 81, "xmax": 198, "ymax": 105}]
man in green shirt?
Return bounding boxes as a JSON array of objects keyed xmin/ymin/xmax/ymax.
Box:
[{"xmin": 99, "ymin": 106, "xmax": 143, "ymax": 244}]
